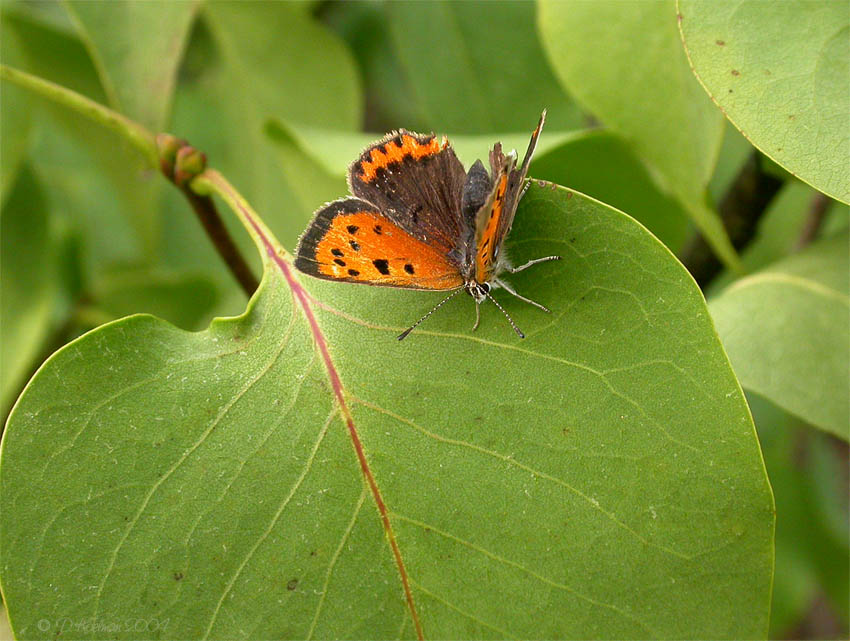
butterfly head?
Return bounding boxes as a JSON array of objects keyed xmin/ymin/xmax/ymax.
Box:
[{"xmin": 465, "ymin": 280, "xmax": 491, "ymax": 304}]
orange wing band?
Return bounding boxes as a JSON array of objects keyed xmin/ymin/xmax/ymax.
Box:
[
  {"xmin": 314, "ymin": 211, "xmax": 463, "ymax": 290},
  {"xmin": 358, "ymin": 134, "xmax": 443, "ymax": 183}
]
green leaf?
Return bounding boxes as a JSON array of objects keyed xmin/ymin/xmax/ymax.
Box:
[
  {"xmin": 386, "ymin": 0, "xmax": 583, "ymax": 133},
  {"xmin": 273, "ymin": 121, "xmax": 585, "ymax": 178},
  {"xmin": 92, "ymin": 268, "xmax": 220, "ymax": 332},
  {"xmin": 3, "ymin": 9, "xmax": 161, "ymax": 257},
  {"xmin": 167, "ymin": 3, "xmax": 362, "ymax": 251},
  {"xmin": 538, "ymin": 0, "xmax": 741, "ymax": 271},
  {"xmin": 708, "ymin": 181, "xmax": 848, "ymax": 295},
  {"xmin": 710, "ymin": 233, "xmax": 850, "ymax": 440},
  {"xmin": 203, "ymin": 1, "xmax": 362, "ymax": 131},
  {"xmin": 64, "ymin": 0, "xmax": 199, "ymax": 129},
  {"xmin": 1, "ymin": 184, "xmax": 773, "ymax": 638},
  {"xmin": 530, "ymin": 130, "xmax": 691, "ymax": 251},
  {"xmin": 0, "ymin": 166, "xmax": 56, "ymax": 415},
  {"xmin": 749, "ymin": 393, "xmax": 849, "ymax": 637},
  {"xmin": 678, "ymin": 0, "xmax": 850, "ymax": 204},
  {"xmin": 0, "ymin": 18, "xmax": 32, "ymax": 204}
]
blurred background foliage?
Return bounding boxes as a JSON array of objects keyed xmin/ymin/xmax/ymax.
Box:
[{"xmin": 0, "ymin": 1, "xmax": 847, "ymax": 638}]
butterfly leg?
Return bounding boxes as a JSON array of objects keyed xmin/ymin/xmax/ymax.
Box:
[
  {"xmin": 495, "ymin": 278, "xmax": 550, "ymax": 313},
  {"xmin": 472, "ymin": 300, "xmax": 481, "ymax": 332},
  {"xmin": 506, "ymin": 255, "xmax": 561, "ymax": 274}
]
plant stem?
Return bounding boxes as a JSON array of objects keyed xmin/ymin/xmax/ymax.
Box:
[
  {"xmin": 794, "ymin": 192, "xmax": 831, "ymax": 250},
  {"xmin": 681, "ymin": 152, "xmax": 784, "ymax": 288},
  {"xmin": 181, "ymin": 185, "xmax": 259, "ymax": 295},
  {"xmin": 0, "ymin": 64, "xmax": 158, "ymax": 168}
]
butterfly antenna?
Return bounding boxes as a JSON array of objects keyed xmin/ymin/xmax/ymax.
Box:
[
  {"xmin": 483, "ymin": 289, "xmax": 525, "ymax": 339},
  {"xmin": 397, "ymin": 288, "xmax": 465, "ymax": 340}
]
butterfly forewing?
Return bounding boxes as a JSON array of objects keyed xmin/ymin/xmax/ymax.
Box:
[
  {"xmin": 348, "ymin": 130, "xmax": 468, "ymax": 257},
  {"xmin": 295, "ymin": 198, "xmax": 464, "ymax": 290}
]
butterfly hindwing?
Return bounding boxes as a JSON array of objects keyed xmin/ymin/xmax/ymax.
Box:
[
  {"xmin": 295, "ymin": 198, "xmax": 464, "ymax": 291},
  {"xmin": 472, "ymin": 110, "xmax": 546, "ymax": 283},
  {"xmin": 348, "ymin": 130, "xmax": 469, "ymax": 257}
]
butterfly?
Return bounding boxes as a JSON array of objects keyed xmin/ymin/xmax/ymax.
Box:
[{"xmin": 294, "ymin": 110, "xmax": 560, "ymax": 340}]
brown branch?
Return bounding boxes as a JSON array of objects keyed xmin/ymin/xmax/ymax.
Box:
[
  {"xmin": 180, "ymin": 187, "xmax": 259, "ymax": 295},
  {"xmin": 157, "ymin": 135, "xmax": 258, "ymax": 296},
  {"xmin": 681, "ymin": 152, "xmax": 784, "ymax": 287},
  {"xmin": 794, "ymin": 192, "xmax": 831, "ymax": 250}
]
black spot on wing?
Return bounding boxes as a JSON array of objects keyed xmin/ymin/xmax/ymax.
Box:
[{"xmin": 373, "ymin": 259, "xmax": 390, "ymax": 275}]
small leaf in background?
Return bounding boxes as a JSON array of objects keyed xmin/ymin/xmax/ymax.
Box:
[
  {"xmin": 318, "ymin": 0, "xmax": 430, "ymax": 132},
  {"xmin": 168, "ymin": 2, "xmax": 362, "ymax": 252},
  {"xmin": 538, "ymin": 0, "xmax": 740, "ymax": 270},
  {"xmin": 749, "ymin": 393, "xmax": 849, "ymax": 637},
  {"xmin": 0, "ymin": 18, "xmax": 31, "ymax": 203},
  {"xmin": 92, "ymin": 268, "xmax": 219, "ymax": 332},
  {"xmin": 709, "ymin": 181, "xmax": 849, "ymax": 294},
  {"xmin": 530, "ymin": 130, "xmax": 691, "ymax": 251},
  {"xmin": 4, "ymin": 7, "xmax": 161, "ymax": 258},
  {"xmin": 386, "ymin": 0, "xmax": 584, "ymax": 133},
  {"xmin": 0, "ymin": 184, "xmax": 773, "ymax": 639},
  {"xmin": 678, "ymin": 0, "xmax": 850, "ymax": 204},
  {"xmin": 0, "ymin": 166, "xmax": 56, "ymax": 416},
  {"xmin": 708, "ymin": 123, "xmax": 755, "ymax": 204},
  {"xmin": 710, "ymin": 232, "xmax": 849, "ymax": 440},
  {"xmin": 65, "ymin": 0, "xmax": 200, "ymax": 130}
]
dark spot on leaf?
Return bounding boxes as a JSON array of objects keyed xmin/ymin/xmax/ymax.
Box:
[
  {"xmin": 404, "ymin": 264, "xmax": 415, "ymax": 274},
  {"xmin": 287, "ymin": 579, "xmax": 298, "ymax": 591},
  {"xmin": 729, "ymin": 89, "xmax": 734, "ymax": 93},
  {"xmin": 174, "ymin": 572, "xmax": 183, "ymax": 581},
  {"xmin": 788, "ymin": 114, "xmax": 795, "ymax": 120},
  {"xmin": 349, "ymin": 239, "xmax": 360, "ymax": 251},
  {"xmin": 348, "ymin": 269, "xmax": 360, "ymax": 276},
  {"xmin": 373, "ymin": 225, "xmax": 382, "ymax": 234},
  {"xmin": 570, "ymin": 237, "xmax": 576, "ymax": 242},
  {"xmin": 334, "ymin": 258, "xmax": 346, "ymax": 267},
  {"xmin": 566, "ymin": 190, "xmax": 572, "ymax": 198},
  {"xmin": 310, "ymin": 550, "xmax": 317, "ymax": 556},
  {"xmin": 731, "ymin": 69, "xmax": 740, "ymax": 76},
  {"xmin": 347, "ymin": 225, "xmax": 359, "ymax": 234},
  {"xmin": 331, "ymin": 248, "xmax": 343, "ymax": 257},
  {"xmin": 373, "ymin": 259, "xmax": 390, "ymax": 275},
  {"xmin": 716, "ymin": 39, "xmax": 725, "ymax": 46}
]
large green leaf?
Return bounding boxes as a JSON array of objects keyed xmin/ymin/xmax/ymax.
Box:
[
  {"xmin": 538, "ymin": 0, "xmax": 740, "ymax": 270},
  {"xmin": 1, "ymin": 183, "xmax": 773, "ymax": 638},
  {"xmin": 65, "ymin": 0, "xmax": 199, "ymax": 129},
  {"xmin": 678, "ymin": 0, "xmax": 849, "ymax": 204},
  {"xmin": 386, "ymin": 0, "xmax": 583, "ymax": 133},
  {"xmin": 710, "ymin": 232, "xmax": 849, "ymax": 440}
]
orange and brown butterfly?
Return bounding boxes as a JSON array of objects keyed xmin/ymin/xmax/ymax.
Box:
[{"xmin": 294, "ymin": 110, "xmax": 560, "ymax": 339}]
